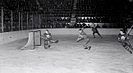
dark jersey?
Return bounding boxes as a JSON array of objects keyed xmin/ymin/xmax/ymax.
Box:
[{"xmin": 92, "ymin": 27, "xmax": 98, "ymax": 33}]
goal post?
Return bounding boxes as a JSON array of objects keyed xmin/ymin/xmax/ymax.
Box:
[{"xmin": 33, "ymin": 30, "xmax": 41, "ymax": 47}]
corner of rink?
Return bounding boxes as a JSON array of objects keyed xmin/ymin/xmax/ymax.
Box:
[
  {"xmin": 0, "ymin": 30, "xmax": 29, "ymax": 45},
  {"xmin": 0, "ymin": 28, "xmax": 133, "ymax": 45}
]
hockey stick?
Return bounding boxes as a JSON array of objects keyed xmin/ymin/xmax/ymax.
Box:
[
  {"xmin": 127, "ymin": 24, "xmax": 133, "ymax": 35},
  {"xmin": 81, "ymin": 23, "xmax": 89, "ymax": 29},
  {"xmin": 83, "ymin": 24, "xmax": 88, "ymax": 28}
]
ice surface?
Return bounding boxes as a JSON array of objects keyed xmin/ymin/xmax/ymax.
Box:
[{"xmin": 0, "ymin": 35, "xmax": 133, "ymax": 73}]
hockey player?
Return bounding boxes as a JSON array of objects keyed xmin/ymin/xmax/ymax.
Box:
[
  {"xmin": 41, "ymin": 29, "xmax": 58, "ymax": 49},
  {"xmin": 91, "ymin": 23, "xmax": 102, "ymax": 38},
  {"xmin": 76, "ymin": 27, "xmax": 91, "ymax": 50},
  {"xmin": 118, "ymin": 29, "xmax": 133, "ymax": 54}
]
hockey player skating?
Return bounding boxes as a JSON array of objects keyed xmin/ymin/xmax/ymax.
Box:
[
  {"xmin": 76, "ymin": 27, "xmax": 91, "ymax": 50},
  {"xmin": 91, "ymin": 23, "xmax": 102, "ymax": 38},
  {"xmin": 118, "ymin": 29, "xmax": 133, "ymax": 54},
  {"xmin": 41, "ymin": 29, "xmax": 58, "ymax": 49}
]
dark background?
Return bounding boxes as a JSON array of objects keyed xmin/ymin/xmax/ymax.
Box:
[{"xmin": 0, "ymin": 0, "xmax": 133, "ymax": 32}]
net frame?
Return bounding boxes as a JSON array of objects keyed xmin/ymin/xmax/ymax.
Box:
[{"xmin": 31, "ymin": 30, "xmax": 41, "ymax": 49}]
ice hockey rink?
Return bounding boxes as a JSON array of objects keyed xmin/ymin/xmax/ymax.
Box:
[
  {"xmin": 0, "ymin": 29, "xmax": 133, "ymax": 73},
  {"xmin": 1, "ymin": 0, "xmax": 133, "ymax": 73}
]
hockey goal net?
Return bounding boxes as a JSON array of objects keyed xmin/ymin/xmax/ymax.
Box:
[{"xmin": 21, "ymin": 30, "xmax": 41, "ymax": 50}]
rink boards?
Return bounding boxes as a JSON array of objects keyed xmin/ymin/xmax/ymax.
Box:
[{"xmin": 0, "ymin": 28, "xmax": 133, "ymax": 45}]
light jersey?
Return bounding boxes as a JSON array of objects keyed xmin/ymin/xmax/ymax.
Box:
[
  {"xmin": 121, "ymin": 35, "xmax": 126, "ymax": 41},
  {"xmin": 44, "ymin": 32, "xmax": 52, "ymax": 39},
  {"xmin": 118, "ymin": 34, "xmax": 129, "ymax": 41},
  {"xmin": 119, "ymin": 31, "xmax": 127, "ymax": 41},
  {"xmin": 120, "ymin": 31, "xmax": 125, "ymax": 35},
  {"xmin": 46, "ymin": 34, "xmax": 51, "ymax": 38},
  {"xmin": 79, "ymin": 30, "xmax": 88, "ymax": 38}
]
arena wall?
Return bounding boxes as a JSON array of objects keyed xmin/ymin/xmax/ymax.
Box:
[{"xmin": 0, "ymin": 28, "xmax": 133, "ymax": 45}]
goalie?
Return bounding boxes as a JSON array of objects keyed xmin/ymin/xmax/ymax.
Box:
[
  {"xmin": 41, "ymin": 29, "xmax": 58, "ymax": 49},
  {"xmin": 118, "ymin": 29, "xmax": 133, "ymax": 54}
]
